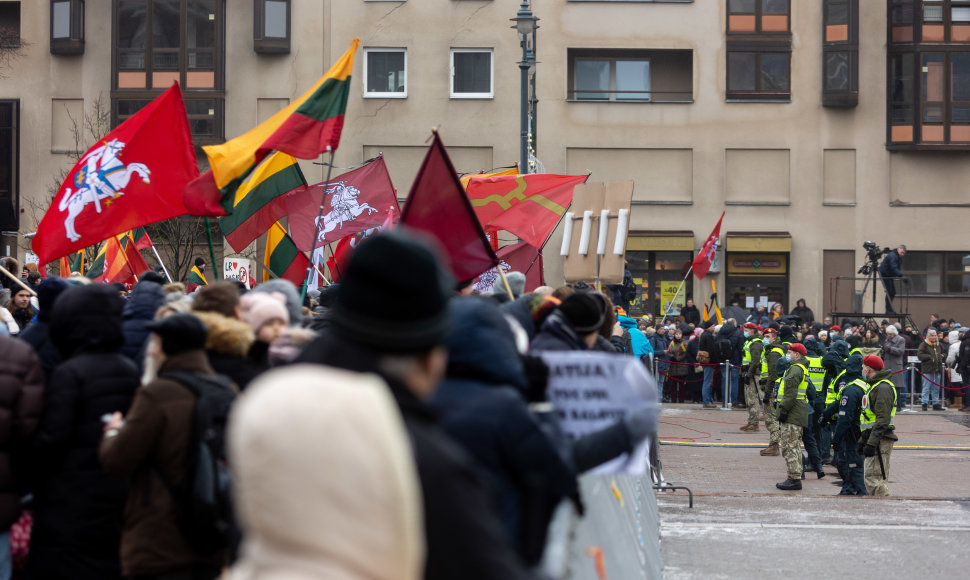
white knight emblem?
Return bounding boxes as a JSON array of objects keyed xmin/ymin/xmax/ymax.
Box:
[
  {"xmin": 58, "ymin": 139, "xmax": 151, "ymax": 242},
  {"xmin": 313, "ymin": 181, "xmax": 378, "ymax": 244}
]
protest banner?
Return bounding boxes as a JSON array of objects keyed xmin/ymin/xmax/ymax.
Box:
[
  {"xmin": 539, "ymin": 351, "xmax": 659, "ymax": 475},
  {"xmin": 223, "ymin": 257, "xmax": 253, "ymax": 289}
]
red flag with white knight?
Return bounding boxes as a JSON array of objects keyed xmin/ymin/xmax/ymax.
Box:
[
  {"xmin": 284, "ymin": 156, "xmax": 400, "ymax": 252},
  {"xmin": 691, "ymin": 211, "xmax": 724, "ymax": 279},
  {"xmin": 31, "ymin": 84, "xmax": 199, "ymax": 265}
]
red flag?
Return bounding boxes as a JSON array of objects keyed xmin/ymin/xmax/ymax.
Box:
[
  {"xmin": 466, "ymin": 174, "xmax": 587, "ymax": 248},
  {"xmin": 400, "ymin": 133, "xmax": 499, "ymax": 282},
  {"xmin": 691, "ymin": 212, "xmax": 724, "ymax": 279},
  {"xmin": 285, "ymin": 156, "xmax": 399, "ymax": 252},
  {"xmin": 32, "ymin": 84, "xmax": 199, "ymax": 265},
  {"xmin": 106, "ymin": 231, "xmax": 151, "ymax": 284},
  {"xmin": 473, "ymin": 241, "xmax": 544, "ymax": 294}
]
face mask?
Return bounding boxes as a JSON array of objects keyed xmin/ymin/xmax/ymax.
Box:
[
  {"xmin": 783, "ymin": 355, "xmax": 792, "ymax": 363},
  {"xmin": 743, "ymin": 331, "xmax": 750, "ymax": 338}
]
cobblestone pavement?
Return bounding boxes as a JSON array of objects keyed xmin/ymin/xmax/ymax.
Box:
[{"xmin": 656, "ymin": 404, "xmax": 970, "ymax": 579}]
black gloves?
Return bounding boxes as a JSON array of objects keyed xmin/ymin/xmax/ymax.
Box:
[
  {"xmin": 816, "ymin": 415, "xmax": 826, "ymax": 428},
  {"xmin": 778, "ymin": 412, "xmax": 788, "ymax": 423},
  {"xmin": 863, "ymin": 444, "xmax": 877, "ymax": 457}
]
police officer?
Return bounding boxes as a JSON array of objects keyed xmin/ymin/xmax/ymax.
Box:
[
  {"xmin": 776, "ymin": 343, "xmax": 811, "ymax": 491},
  {"xmin": 801, "ymin": 339, "xmax": 827, "ymax": 479},
  {"xmin": 759, "ymin": 327, "xmax": 786, "ymax": 456},
  {"xmin": 825, "ymin": 354, "xmax": 868, "ymax": 495},
  {"xmin": 859, "ymin": 355, "xmax": 898, "ymax": 496},
  {"xmin": 740, "ymin": 323, "xmax": 764, "ymax": 432}
]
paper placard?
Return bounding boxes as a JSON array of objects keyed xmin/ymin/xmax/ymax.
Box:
[
  {"xmin": 745, "ymin": 296, "xmax": 755, "ymax": 309},
  {"xmin": 540, "ymin": 351, "xmax": 659, "ymax": 475},
  {"xmin": 223, "ymin": 258, "xmax": 252, "ymax": 289}
]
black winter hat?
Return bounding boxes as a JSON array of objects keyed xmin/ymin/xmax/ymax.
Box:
[
  {"xmin": 194, "ymin": 257, "xmax": 206, "ymax": 267},
  {"xmin": 36, "ymin": 277, "xmax": 69, "ymax": 314},
  {"xmin": 146, "ymin": 313, "xmax": 209, "ymax": 356},
  {"xmin": 571, "ymin": 281, "xmax": 593, "ymax": 293},
  {"xmin": 333, "ymin": 228, "xmax": 454, "ymax": 353},
  {"xmin": 139, "ymin": 270, "xmax": 167, "ymax": 285},
  {"xmin": 559, "ymin": 293, "xmax": 605, "ymax": 334}
]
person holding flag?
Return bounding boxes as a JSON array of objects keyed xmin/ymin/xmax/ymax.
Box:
[{"xmin": 187, "ymin": 258, "xmax": 208, "ymax": 293}]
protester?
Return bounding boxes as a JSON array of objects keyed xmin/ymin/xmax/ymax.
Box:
[
  {"xmin": 297, "ymin": 228, "xmax": 536, "ymax": 579},
  {"xmin": 18, "ymin": 277, "xmax": 70, "ymax": 378},
  {"xmin": 666, "ymin": 329, "xmax": 689, "ymax": 403},
  {"xmin": 229, "ymin": 366, "xmax": 423, "ymax": 580},
  {"xmin": 239, "ymin": 291, "xmax": 289, "ymax": 369},
  {"xmin": 192, "ymin": 282, "xmax": 263, "ymax": 390},
  {"xmin": 120, "ymin": 271, "xmax": 167, "ymax": 363},
  {"xmin": 881, "ymin": 324, "xmax": 906, "ymax": 410},
  {"xmin": 946, "ymin": 329, "xmax": 964, "ymax": 409},
  {"xmin": 99, "ymin": 313, "xmax": 231, "ymax": 579},
  {"xmin": 28, "ymin": 284, "xmax": 140, "ymax": 579},
  {"xmin": 249, "ymin": 279, "xmax": 302, "ymax": 327},
  {"xmin": 0, "ymin": 335, "xmax": 44, "ymax": 577},
  {"xmin": 917, "ymin": 328, "xmax": 946, "ymax": 411},
  {"xmin": 5, "ymin": 288, "xmax": 34, "ymax": 335},
  {"xmin": 790, "ymin": 298, "xmax": 814, "ymax": 325}
]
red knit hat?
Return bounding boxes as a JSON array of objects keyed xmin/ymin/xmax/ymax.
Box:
[
  {"xmin": 788, "ymin": 343, "xmax": 807, "ymax": 355},
  {"xmin": 863, "ymin": 355, "xmax": 884, "ymax": 370}
]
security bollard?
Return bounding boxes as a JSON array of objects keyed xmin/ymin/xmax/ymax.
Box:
[{"xmin": 721, "ymin": 361, "xmax": 731, "ymax": 411}]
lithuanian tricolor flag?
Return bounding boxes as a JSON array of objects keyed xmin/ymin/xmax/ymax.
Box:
[
  {"xmin": 265, "ymin": 221, "xmax": 309, "ymax": 286},
  {"xmin": 84, "ymin": 232, "xmax": 150, "ymax": 284},
  {"xmin": 219, "ymin": 152, "xmax": 306, "ymax": 252},
  {"xmin": 59, "ymin": 251, "xmax": 84, "ymax": 277},
  {"xmin": 85, "ymin": 244, "xmax": 108, "ymax": 281},
  {"xmin": 188, "ymin": 265, "xmax": 208, "ymax": 288},
  {"xmin": 184, "ymin": 38, "xmax": 359, "ymax": 217},
  {"xmin": 130, "ymin": 226, "xmax": 154, "ymax": 250}
]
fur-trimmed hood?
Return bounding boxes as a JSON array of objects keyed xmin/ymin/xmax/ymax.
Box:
[{"xmin": 194, "ymin": 311, "xmax": 254, "ymax": 358}]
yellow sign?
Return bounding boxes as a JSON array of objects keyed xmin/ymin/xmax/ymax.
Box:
[{"xmin": 660, "ymin": 281, "xmax": 685, "ymax": 314}]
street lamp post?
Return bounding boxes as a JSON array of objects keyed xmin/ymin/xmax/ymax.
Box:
[{"xmin": 511, "ymin": 1, "xmax": 538, "ymax": 175}]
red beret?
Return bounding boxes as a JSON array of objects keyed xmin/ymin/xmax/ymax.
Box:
[
  {"xmin": 788, "ymin": 343, "xmax": 807, "ymax": 355},
  {"xmin": 830, "ymin": 325, "xmax": 841, "ymax": 331},
  {"xmin": 743, "ymin": 322, "xmax": 759, "ymax": 330},
  {"xmin": 863, "ymin": 355, "xmax": 884, "ymax": 370},
  {"xmin": 756, "ymin": 325, "xmax": 764, "ymax": 332},
  {"xmin": 764, "ymin": 327, "xmax": 778, "ymax": 334}
]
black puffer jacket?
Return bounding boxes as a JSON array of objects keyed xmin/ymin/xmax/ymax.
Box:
[
  {"xmin": 432, "ymin": 299, "xmax": 576, "ymax": 564},
  {"xmin": 0, "ymin": 336, "xmax": 44, "ymax": 528},
  {"xmin": 120, "ymin": 280, "xmax": 166, "ymax": 362},
  {"xmin": 28, "ymin": 284, "xmax": 140, "ymax": 580}
]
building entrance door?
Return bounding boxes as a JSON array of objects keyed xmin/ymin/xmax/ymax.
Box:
[{"xmin": 724, "ymin": 252, "xmax": 790, "ymax": 321}]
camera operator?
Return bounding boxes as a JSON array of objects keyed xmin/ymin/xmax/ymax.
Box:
[{"xmin": 878, "ymin": 245, "xmax": 907, "ymax": 313}]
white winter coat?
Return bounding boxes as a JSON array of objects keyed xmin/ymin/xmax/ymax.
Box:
[{"xmin": 947, "ymin": 331, "xmax": 963, "ymax": 383}]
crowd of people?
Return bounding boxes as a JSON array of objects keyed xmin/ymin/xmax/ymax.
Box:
[{"xmin": 0, "ymin": 228, "xmax": 662, "ymax": 580}]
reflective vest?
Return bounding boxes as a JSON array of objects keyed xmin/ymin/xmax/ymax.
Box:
[
  {"xmin": 849, "ymin": 347, "xmax": 863, "ymax": 357},
  {"xmin": 761, "ymin": 344, "xmax": 786, "ymax": 375},
  {"xmin": 777, "ymin": 361, "xmax": 809, "ymax": 403},
  {"xmin": 826, "ymin": 369, "xmax": 847, "ymax": 405},
  {"xmin": 742, "ymin": 337, "xmax": 761, "ymax": 368},
  {"xmin": 860, "ymin": 378, "xmax": 897, "ymax": 431},
  {"xmin": 805, "ymin": 356, "xmax": 825, "ymax": 393}
]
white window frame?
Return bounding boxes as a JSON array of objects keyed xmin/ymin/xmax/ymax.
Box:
[
  {"xmin": 450, "ymin": 48, "xmax": 494, "ymax": 99},
  {"xmin": 363, "ymin": 47, "xmax": 408, "ymax": 99}
]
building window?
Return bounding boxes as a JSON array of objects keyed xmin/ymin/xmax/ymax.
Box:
[
  {"xmin": 254, "ymin": 0, "xmax": 289, "ymax": 54},
  {"xmin": 727, "ymin": 51, "xmax": 790, "ymax": 97},
  {"xmin": 920, "ymin": 0, "xmax": 970, "ymax": 42},
  {"xmin": 822, "ymin": 0, "xmax": 859, "ymax": 107},
  {"xmin": 364, "ymin": 48, "xmax": 407, "ymax": 98},
  {"xmin": 51, "ymin": 0, "xmax": 85, "ymax": 55},
  {"xmin": 727, "ymin": 0, "xmax": 790, "ymax": 34},
  {"xmin": 725, "ymin": 0, "xmax": 792, "ymax": 101},
  {"xmin": 901, "ymin": 251, "xmax": 970, "ymax": 294},
  {"xmin": 451, "ymin": 49, "xmax": 493, "ymax": 99},
  {"xmin": 568, "ymin": 49, "xmax": 693, "ymax": 103},
  {"xmin": 0, "ymin": 101, "xmax": 18, "ymax": 232},
  {"xmin": 112, "ymin": 0, "xmax": 224, "ymax": 143},
  {"xmin": 0, "ymin": 1, "xmax": 20, "ymax": 48},
  {"xmin": 626, "ymin": 250, "xmax": 694, "ymax": 318}
]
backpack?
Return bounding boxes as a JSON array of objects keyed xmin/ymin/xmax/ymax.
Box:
[
  {"xmin": 155, "ymin": 370, "xmax": 237, "ymax": 555},
  {"xmin": 716, "ymin": 335, "xmax": 734, "ymax": 362}
]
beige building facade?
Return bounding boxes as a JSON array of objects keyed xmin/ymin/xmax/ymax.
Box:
[{"xmin": 1, "ymin": 0, "xmax": 969, "ymax": 324}]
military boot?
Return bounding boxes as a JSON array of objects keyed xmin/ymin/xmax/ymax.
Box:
[
  {"xmin": 760, "ymin": 443, "xmax": 780, "ymax": 456},
  {"xmin": 776, "ymin": 478, "xmax": 802, "ymax": 490}
]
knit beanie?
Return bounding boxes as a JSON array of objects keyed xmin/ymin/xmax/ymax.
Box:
[
  {"xmin": 558, "ymin": 293, "xmax": 605, "ymax": 334},
  {"xmin": 35, "ymin": 277, "xmax": 69, "ymax": 320},
  {"xmin": 333, "ymin": 228, "xmax": 453, "ymax": 353},
  {"xmin": 241, "ymin": 292, "xmax": 289, "ymax": 333}
]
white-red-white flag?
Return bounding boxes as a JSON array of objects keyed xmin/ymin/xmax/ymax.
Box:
[{"xmin": 691, "ymin": 212, "xmax": 724, "ymax": 279}]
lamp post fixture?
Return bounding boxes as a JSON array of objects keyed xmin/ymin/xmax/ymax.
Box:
[{"xmin": 511, "ymin": 1, "xmax": 538, "ymax": 175}]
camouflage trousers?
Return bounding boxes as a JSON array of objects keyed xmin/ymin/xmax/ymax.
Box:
[
  {"xmin": 779, "ymin": 423, "xmax": 804, "ymax": 480},
  {"xmin": 763, "ymin": 380, "xmax": 780, "ymax": 444},
  {"xmin": 864, "ymin": 438, "xmax": 894, "ymax": 497},
  {"xmin": 745, "ymin": 374, "xmax": 763, "ymax": 425}
]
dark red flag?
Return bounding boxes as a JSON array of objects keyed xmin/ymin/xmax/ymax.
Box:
[
  {"xmin": 400, "ymin": 133, "xmax": 499, "ymax": 282},
  {"xmin": 285, "ymin": 156, "xmax": 399, "ymax": 252},
  {"xmin": 32, "ymin": 84, "xmax": 199, "ymax": 265},
  {"xmin": 473, "ymin": 241, "xmax": 544, "ymax": 294},
  {"xmin": 691, "ymin": 212, "xmax": 724, "ymax": 279}
]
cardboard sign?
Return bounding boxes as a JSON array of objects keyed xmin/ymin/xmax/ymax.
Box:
[
  {"xmin": 562, "ymin": 180, "xmax": 634, "ymax": 284},
  {"xmin": 539, "ymin": 351, "xmax": 659, "ymax": 475},
  {"xmin": 223, "ymin": 258, "xmax": 252, "ymax": 289}
]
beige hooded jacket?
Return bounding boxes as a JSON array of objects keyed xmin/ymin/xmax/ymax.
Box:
[{"xmin": 228, "ymin": 365, "xmax": 424, "ymax": 580}]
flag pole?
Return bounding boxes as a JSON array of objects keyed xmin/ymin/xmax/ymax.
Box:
[
  {"xmin": 496, "ymin": 265, "xmax": 515, "ymax": 298},
  {"xmin": 204, "ymin": 217, "xmax": 219, "ymax": 281},
  {"xmin": 302, "ymin": 149, "xmax": 337, "ymax": 302},
  {"xmin": 148, "ymin": 245, "xmax": 173, "ymax": 283},
  {"xmin": 660, "ymin": 266, "xmax": 692, "ymax": 324},
  {"xmin": 0, "ymin": 264, "xmax": 36, "ymax": 296}
]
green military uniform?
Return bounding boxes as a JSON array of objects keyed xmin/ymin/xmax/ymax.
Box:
[
  {"xmin": 760, "ymin": 338, "xmax": 786, "ymax": 450},
  {"xmin": 777, "ymin": 358, "xmax": 810, "ymax": 483},
  {"xmin": 742, "ymin": 333, "xmax": 764, "ymax": 428},
  {"xmin": 860, "ymin": 368, "xmax": 898, "ymax": 496}
]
